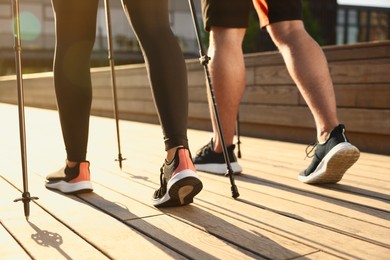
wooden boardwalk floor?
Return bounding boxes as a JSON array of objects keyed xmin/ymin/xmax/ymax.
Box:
[{"xmin": 0, "ymin": 103, "xmax": 389, "ymax": 259}]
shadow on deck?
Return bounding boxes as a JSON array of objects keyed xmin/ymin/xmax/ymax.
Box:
[{"xmin": 1, "ymin": 104, "xmax": 389, "ymax": 259}]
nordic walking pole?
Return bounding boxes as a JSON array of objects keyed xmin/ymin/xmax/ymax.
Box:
[
  {"xmin": 11, "ymin": 0, "xmax": 38, "ymax": 220},
  {"xmin": 104, "ymin": 0, "xmax": 125, "ymax": 169},
  {"xmin": 187, "ymin": 0, "xmax": 239, "ymax": 198},
  {"xmin": 236, "ymin": 114, "xmax": 242, "ymax": 158}
]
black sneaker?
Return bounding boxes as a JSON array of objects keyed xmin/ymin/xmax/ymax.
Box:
[
  {"xmin": 45, "ymin": 161, "xmax": 93, "ymax": 194},
  {"xmin": 152, "ymin": 148, "xmax": 203, "ymax": 207},
  {"xmin": 193, "ymin": 139, "xmax": 242, "ymax": 175},
  {"xmin": 299, "ymin": 124, "xmax": 360, "ymax": 184}
]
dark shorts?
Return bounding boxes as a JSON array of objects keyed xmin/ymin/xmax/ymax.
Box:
[
  {"xmin": 202, "ymin": 0, "xmax": 251, "ymax": 31},
  {"xmin": 202, "ymin": 0, "xmax": 303, "ymax": 30}
]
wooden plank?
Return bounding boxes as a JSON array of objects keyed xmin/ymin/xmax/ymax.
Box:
[
  {"xmin": 252, "ymin": 58, "xmax": 390, "ymax": 85},
  {"xmin": 231, "ymin": 177, "xmax": 389, "ymax": 245},
  {"xmin": 244, "ymin": 41, "xmax": 390, "ymax": 66},
  {"xmin": 295, "ymin": 251, "xmax": 344, "ymax": 260},
  {"xmin": 0, "ymin": 106, "xmax": 184, "ymax": 259},
  {"xmin": 330, "ymin": 58, "xmax": 390, "ymax": 84},
  {"xmin": 253, "ymin": 64, "xmax": 294, "ymax": 85},
  {"xmin": 202, "ymin": 134, "xmax": 390, "ymax": 197},
  {"xmin": 113, "ymin": 125, "xmax": 388, "ymax": 256},
  {"xmin": 90, "ymin": 162, "xmax": 390, "ymax": 260},
  {"xmin": 2, "ymin": 170, "xmax": 185, "ymax": 259},
  {"xmin": 25, "ymin": 147, "xmax": 320, "ymax": 258},
  {"xmin": 235, "ymin": 146, "xmax": 390, "ymax": 202},
  {"xmin": 240, "ymin": 155, "xmax": 390, "ymax": 195},
  {"xmin": 1, "ymin": 40, "xmax": 390, "ymax": 157},
  {"xmin": 189, "ymin": 83, "xmax": 390, "ymax": 119},
  {"xmin": 333, "ymin": 84, "xmax": 390, "ymax": 109},
  {"xmin": 1, "ymin": 104, "xmax": 389, "ymax": 259},
  {"xmin": 194, "ymin": 192, "xmax": 390, "ymax": 259},
  {"xmin": 234, "ymin": 137, "xmax": 390, "ymax": 178},
  {"xmin": 82, "ymin": 170, "xmax": 318, "ymax": 259},
  {"xmin": 235, "ymin": 158, "xmax": 390, "ymax": 208},
  {"xmin": 129, "ymin": 213, "xmax": 308, "ymax": 260},
  {"xmin": 0, "ymin": 222, "xmax": 30, "ymax": 259},
  {"xmin": 17, "ymin": 106, "xmax": 386, "ymax": 258},
  {"xmin": 91, "ymin": 99, "xmax": 158, "ymax": 117},
  {"xmin": 323, "ymin": 41, "xmax": 390, "ymax": 61},
  {"xmin": 0, "ymin": 177, "xmax": 110, "ymax": 259},
  {"xmin": 6, "ymin": 145, "xmax": 310, "ymax": 257},
  {"xmin": 237, "ymin": 104, "xmax": 390, "ymax": 135},
  {"xmin": 241, "ymin": 85, "xmax": 300, "ymax": 106},
  {"xmin": 82, "ymin": 125, "xmax": 390, "ymax": 260},
  {"xmin": 119, "ymin": 153, "xmax": 390, "ymax": 246},
  {"xmin": 0, "ymin": 107, "xmax": 266, "ymax": 259}
]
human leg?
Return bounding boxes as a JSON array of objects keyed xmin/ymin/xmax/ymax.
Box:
[
  {"xmin": 51, "ymin": 0, "xmax": 98, "ymax": 162},
  {"xmin": 45, "ymin": 0, "xmax": 98, "ymax": 193},
  {"xmin": 268, "ymin": 24, "xmax": 360, "ymax": 182},
  {"xmin": 121, "ymin": 0, "xmax": 202, "ymax": 206},
  {"xmin": 253, "ymin": 0, "xmax": 359, "ymax": 183},
  {"xmin": 193, "ymin": 27, "xmax": 246, "ymax": 174},
  {"xmin": 267, "ymin": 21, "xmax": 339, "ymax": 143},
  {"xmin": 193, "ymin": 0, "xmax": 250, "ymax": 174},
  {"xmin": 207, "ymin": 27, "xmax": 247, "ymax": 152},
  {"xmin": 122, "ymin": 0, "xmax": 189, "ymax": 151}
]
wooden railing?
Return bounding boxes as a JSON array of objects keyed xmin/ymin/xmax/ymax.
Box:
[{"xmin": 1, "ymin": 41, "xmax": 389, "ymax": 154}]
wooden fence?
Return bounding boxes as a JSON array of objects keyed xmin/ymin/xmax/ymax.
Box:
[{"xmin": 0, "ymin": 41, "xmax": 389, "ymax": 154}]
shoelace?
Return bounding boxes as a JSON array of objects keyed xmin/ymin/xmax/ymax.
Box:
[
  {"xmin": 196, "ymin": 142, "xmax": 212, "ymax": 157},
  {"xmin": 154, "ymin": 166, "xmax": 167, "ymax": 198},
  {"xmin": 304, "ymin": 142, "xmax": 318, "ymax": 160}
]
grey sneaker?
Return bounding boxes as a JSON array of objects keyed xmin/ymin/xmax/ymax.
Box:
[
  {"xmin": 299, "ymin": 124, "xmax": 360, "ymax": 184},
  {"xmin": 152, "ymin": 148, "xmax": 202, "ymax": 207}
]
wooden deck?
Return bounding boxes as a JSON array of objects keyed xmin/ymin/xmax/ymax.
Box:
[{"xmin": 1, "ymin": 103, "xmax": 389, "ymax": 259}]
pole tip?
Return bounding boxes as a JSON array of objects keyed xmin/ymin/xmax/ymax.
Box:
[
  {"xmin": 231, "ymin": 185, "xmax": 240, "ymax": 199},
  {"xmin": 116, "ymin": 154, "xmax": 126, "ymax": 169}
]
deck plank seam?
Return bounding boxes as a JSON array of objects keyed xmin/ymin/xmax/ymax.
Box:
[
  {"xmin": 0, "ymin": 220, "xmax": 34, "ymax": 259},
  {"xmin": 75, "ymin": 195, "xmax": 198, "ymax": 260}
]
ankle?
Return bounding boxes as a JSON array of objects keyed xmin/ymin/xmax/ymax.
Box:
[
  {"xmin": 318, "ymin": 133, "xmax": 330, "ymax": 144},
  {"xmin": 317, "ymin": 124, "xmax": 339, "ymax": 144},
  {"xmin": 212, "ymin": 140, "xmax": 233, "ymax": 153},
  {"xmin": 166, "ymin": 146, "xmax": 184, "ymax": 163},
  {"xmin": 66, "ymin": 160, "xmax": 78, "ymax": 168},
  {"xmin": 212, "ymin": 139, "xmax": 223, "ymax": 153}
]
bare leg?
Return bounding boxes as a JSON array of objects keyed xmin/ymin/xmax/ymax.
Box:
[
  {"xmin": 267, "ymin": 21, "xmax": 339, "ymax": 143},
  {"xmin": 208, "ymin": 27, "xmax": 247, "ymax": 152}
]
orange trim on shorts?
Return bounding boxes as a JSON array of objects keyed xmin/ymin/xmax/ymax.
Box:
[{"xmin": 252, "ymin": 0, "xmax": 269, "ymax": 27}]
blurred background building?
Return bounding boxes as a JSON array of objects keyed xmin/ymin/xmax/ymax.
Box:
[{"xmin": 0, "ymin": 0, "xmax": 389, "ymax": 75}]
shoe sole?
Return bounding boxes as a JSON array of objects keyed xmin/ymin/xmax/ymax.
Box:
[
  {"xmin": 152, "ymin": 170, "xmax": 203, "ymax": 207},
  {"xmin": 194, "ymin": 162, "xmax": 242, "ymax": 175},
  {"xmin": 45, "ymin": 180, "xmax": 93, "ymax": 194},
  {"xmin": 298, "ymin": 142, "xmax": 360, "ymax": 184}
]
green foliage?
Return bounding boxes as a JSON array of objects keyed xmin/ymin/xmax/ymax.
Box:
[
  {"xmin": 242, "ymin": 10, "xmax": 260, "ymax": 53},
  {"xmin": 302, "ymin": 0, "xmax": 325, "ymax": 45}
]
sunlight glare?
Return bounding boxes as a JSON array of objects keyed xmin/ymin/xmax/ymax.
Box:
[{"xmin": 17, "ymin": 11, "xmax": 42, "ymax": 41}]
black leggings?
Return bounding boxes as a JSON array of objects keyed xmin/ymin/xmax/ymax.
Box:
[{"xmin": 52, "ymin": 0, "xmax": 189, "ymax": 161}]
